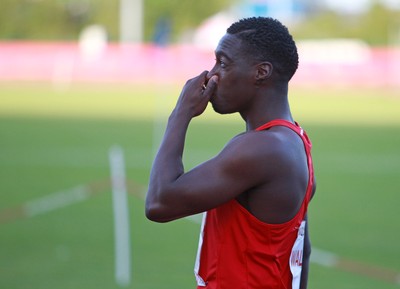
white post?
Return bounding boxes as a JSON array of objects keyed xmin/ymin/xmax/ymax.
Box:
[
  {"xmin": 120, "ymin": 0, "xmax": 143, "ymax": 43},
  {"xmin": 109, "ymin": 145, "xmax": 131, "ymax": 286}
]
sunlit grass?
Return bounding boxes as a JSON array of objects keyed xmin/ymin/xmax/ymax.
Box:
[
  {"xmin": 0, "ymin": 81, "xmax": 399, "ymax": 289},
  {"xmin": 1, "ymin": 82, "xmax": 399, "ymax": 125}
]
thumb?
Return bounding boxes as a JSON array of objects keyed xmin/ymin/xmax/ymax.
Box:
[{"xmin": 203, "ymin": 75, "xmax": 218, "ymax": 96}]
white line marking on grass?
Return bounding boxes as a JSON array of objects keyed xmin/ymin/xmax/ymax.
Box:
[
  {"xmin": 0, "ymin": 180, "xmax": 111, "ymax": 224},
  {"xmin": 311, "ymin": 248, "xmax": 400, "ymax": 285},
  {"xmin": 24, "ymin": 185, "xmax": 90, "ymax": 217},
  {"xmin": 311, "ymin": 248, "xmax": 339, "ymax": 267},
  {"xmin": 185, "ymin": 213, "xmax": 203, "ymax": 224},
  {"xmin": 109, "ymin": 145, "xmax": 132, "ymax": 287},
  {"xmin": 0, "ymin": 179, "xmax": 144, "ymax": 225}
]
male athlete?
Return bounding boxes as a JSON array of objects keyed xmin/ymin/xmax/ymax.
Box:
[{"xmin": 146, "ymin": 17, "xmax": 316, "ymax": 289}]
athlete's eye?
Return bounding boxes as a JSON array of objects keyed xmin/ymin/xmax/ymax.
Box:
[{"xmin": 215, "ymin": 58, "xmax": 226, "ymax": 68}]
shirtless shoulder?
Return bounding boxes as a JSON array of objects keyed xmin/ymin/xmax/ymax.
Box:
[
  {"xmin": 227, "ymin": 126, "xmax": 309, "ymax": 224},
  {"xmin": 225, "ymin": 126, "xmax": 303, "ymax": 179}
]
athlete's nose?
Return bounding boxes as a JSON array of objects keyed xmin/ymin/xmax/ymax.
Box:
[{"xmin": 206, "ymin": 67, "xmax": 216, "ymax": 81}]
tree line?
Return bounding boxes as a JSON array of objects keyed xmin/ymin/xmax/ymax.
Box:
[{"xmin": 0, "ymin": 0, "xmax": 398, "ymax": 46}]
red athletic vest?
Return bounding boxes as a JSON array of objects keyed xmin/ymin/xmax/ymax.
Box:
[{"xmin": 194, "ymin": 120, "xmax": 314, "ymax": 289}]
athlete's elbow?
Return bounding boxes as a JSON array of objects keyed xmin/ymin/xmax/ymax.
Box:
[
  {"xmin": 145, "ymin": 186, "xmax": 166, "ymax": 222},
  {"xmin": 145, "ymin": 206, "xmax": 164, "ymax": 223},
  {"xmin": 145, "ymin": 208, "xmax": 161, "ymax": 222},
  {"xmin": 145, "ymin": 197, "xmax": 164, "ymax": 222},
  {"xmin": 145, "ymin": 184, "xmax": 187, "ymax": 222},
  {"xmin": 145, "ymin": 196, "xmax": 174, "ymax": 223}
]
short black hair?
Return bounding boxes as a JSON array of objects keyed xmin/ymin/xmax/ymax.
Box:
[{"xmin": 227, "ymin": 17, "xmax": 298, "ymax": 81}]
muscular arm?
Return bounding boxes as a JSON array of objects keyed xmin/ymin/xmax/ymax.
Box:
[
  {"xmin": 145, "ymin": 71, "xmax": 311, "ymax": 223},
  {"xmin": 145, "ymin": 72, "xmax": 279, "ymax": 223},
  {"xmin": 145, "ymin": 71, "xmax": 256, "ymax": 222},
  {"xmin": 146, "ymin": 72, "xmax": 212, "ymax": 222}
]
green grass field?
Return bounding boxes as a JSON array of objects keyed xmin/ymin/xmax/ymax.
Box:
[{"xmin": 0, "ymin": 82, "xmax": 399, "ymax": 289}]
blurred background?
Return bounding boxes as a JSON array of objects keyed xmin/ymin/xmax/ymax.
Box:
[
  {"xmin": 1, "ymin": 1, "xmax": 399, "ymax": 289},
  {"xmin": 0, "ymin": 0, "xmax": 399, "ymax": 86}
]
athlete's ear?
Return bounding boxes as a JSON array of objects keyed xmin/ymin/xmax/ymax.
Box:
[{"xmin": 255, "ymin": 62, "xmax": 273, "ymax": 84}]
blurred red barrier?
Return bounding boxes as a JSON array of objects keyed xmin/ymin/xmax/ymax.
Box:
[{"xmin": 0, "ymin": 41, "xmax": 399, "ymax": 87}]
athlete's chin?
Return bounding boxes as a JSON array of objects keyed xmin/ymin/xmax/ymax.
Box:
[
  {"xmin": 210, "ymin": 101, "xmax": 233, "ymax": 115},
  {"xmin": 212, "ymin": 107, "xmax": 225, "ymax": 114}
]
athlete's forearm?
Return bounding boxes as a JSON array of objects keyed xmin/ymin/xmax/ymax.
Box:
[
  {"xmin": 145, "ymin": 110, "xmax": 192, "ymax": 221},
  {"xmin": 151, "ymin": 110, "xmax": 191, "ymax": 184},
  {"xmin": 146, "ymin": 71, "xmax": 216, "ymax": 222}
]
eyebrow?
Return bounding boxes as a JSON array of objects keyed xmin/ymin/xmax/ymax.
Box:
[{"xmin": 215, "ymin": 50, "xmax": 233, "ymax": 62}]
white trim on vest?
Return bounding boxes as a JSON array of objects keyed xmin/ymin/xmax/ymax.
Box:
[
  {"xmin": 290, "ymin": 220, "xmax": 306, "ymax": 289},
  {"xmin": 194, "ymin": 212, "xmax": 208, "ymax": 286}
]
